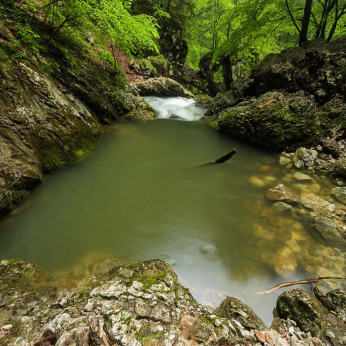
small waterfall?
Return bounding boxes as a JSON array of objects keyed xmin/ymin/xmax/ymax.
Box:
[{"xmin": 144, "ymin": 96, "xmax": 206, "ymax": 121}]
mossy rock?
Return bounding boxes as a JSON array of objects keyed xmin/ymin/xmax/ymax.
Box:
[
  {"xmin": 209, "ymin": 91, "xmax": 331, "ymax": 151},
  {"xmin": 277, "ymin": 288, "xmax": 346, "ymax": 345}
]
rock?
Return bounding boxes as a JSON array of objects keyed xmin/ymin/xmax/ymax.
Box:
[
  {"xmin": 310, "ymin": 215, "xmax": 346, "ymax": 244},
  {"xmin": 326, "ymin": 289, "xmax": 346, "ymax": 319},
  {"xmin": 311, "ymin": 183, "xmax": 321, "ymax": 193},
  {"xmin": 332, "ymin": 187, "xmax": 346, "ymax": 204},
  {"xmin": 314, "ymin": 159, "xmax": 335, "ymax": 174},
  {"xmin": 273, "ymin": 202, "xmax": 293, "ymax": 213},
  {"xmin": 200, "ymin": 244, "xmax": 218, "ymax": 256},
  {"xmin": 293, "ymin": 148, "xmax": 317, "ymax": 169},
  {"xmin": 206, "ymin": 38, "xmax": 346, "ymax": 151},
  {"xmin": 334, "ymin": 158, "xmax": 346, "ymax": 177},
  {"xmin": 266, "ymin": 184, "xmax": 300, "ymax": 204},
  {"xmin": 215, "ymin": 296, "xmax": 267, "ymax": 330},
  {"xmin": 277, "ymin": 288, "xmax": 346, "ymax": 345},
  {"xmin": 279, "ymin": 154, "xmax": 292, "ymax": 166},
  {"xmin": 293, "ymin": 172, "xmax": 313, "ymax": 181},
  {"xmin": 249, "ymin": 176, "xmax": 266, "ymax": 187},
  {"xmin": 262, "ymin": 247, "xmax": 298, "ymax": 278},
  {"xmin": 119, "ymin": 92, "xmax": 156, "ymax": 120},
  {"xmin": 300, "ymin": 194, "xmax": 335, "ymax": 213},
  {"xmin": 136, "ymin": 77, "xmax": 192, "ymax": 97},
  {"xmin": 322, "ymin": 139, "xmax": 341, "ymax": 158},
  {"xmin": 0, "ymin": 259, "xmax": 271, "ymax": 346},
  {"xmin": 208, "ymin": 91, "xmax": 322, "ymax": 151}
]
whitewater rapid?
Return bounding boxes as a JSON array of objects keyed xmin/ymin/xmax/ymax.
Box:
[{"xmin": 144, "ymin": 96, "xmax": 206, "ymax": 121}]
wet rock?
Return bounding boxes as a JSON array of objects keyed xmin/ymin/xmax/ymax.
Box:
[
  {"xmin": 266, "ymin": 184, "xmax": 300, "ymax": 204},
  {"xmin": 310, "ymin": 215, "xmax": 346, "ymax": 243},
  {"xmin": 136, "ymin": 77, "xmax": 192, "ymax": 97},
  {"xmin": 334, "ymin": 158, "xmax": 346, "ymax": 177},
  {"xmin": 314, "ymin": 158, "xmax": 335, "ymax": 174},
  {"xmin": 215, "ymin": 296, "xmax": 267, "ymax": 330},
  {"xmin": 200, "ymin": 244, "xmax": 218, "ymax": 256},
  {"xmin": 311, "ymin": 183, "xmax": 321, "ymax": 193},
  {"xmin": 262, "ymin": 246, "xmax": 297, "ymax": 278},
  {"xmin": 0, "ymin": 259, "xmax": 270, "ymax": 346},
  {"xmin": 300, "ymin": 194, "xmax": 335, "ymax": 213},
  {"xmin": 273, "ymin": 202, "xmax": 293, "ymax": 213},
  {"xmin": 279, "ymin": 154, "xmax": 292, "ymax": 166},
  {"xmin": 249, "ymin": 176, "xmax": 266, "ymax": 187},
  {"xmin": 326, "ymin": 289, "xmax": 346, "ymax": 319},
  {"xmin": 293, "ymin": 148, "xmax": 317, "ymax": 169},
  {"xmin": 277, "ymin": 288, "xmax": 346, "ymax": 345},
  {"xmin": 332, "ymin": 187, "xmax": 346, "ymax": 204},
  {"xmin": 322, "ymin": 139, "xmax": 341, "ymax": 158},
  {"xmin": 120, "ymin": 92, "xmax": 157, "ymax": 120},
  {"xmin": 208, "ymin": 91, "xmax": 321, "ymax": 151},
  {"xmin": 293, "ymin": 172, "xmax": 313, "ymax": 181}
]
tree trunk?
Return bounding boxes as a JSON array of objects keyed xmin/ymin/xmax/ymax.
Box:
[
  {"xmin": 299, "ymin": 0, "xmax": 313, "ymax": 46},
  {"xmin": 221, "ymin": 55, "xmax": 233, "ymax": 91}
]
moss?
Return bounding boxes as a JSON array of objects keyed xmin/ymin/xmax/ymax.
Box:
[
  {"xmin": 135, "ymin": 324, "xmax": 164, "ymax": 343},
  {"xmin": 140, "ymin": 59, "xmax": 156, "ymax": 71},
  {"xmin": 135, "ymin": 271, "xmax": 167, "ymax": 290},
  {"xmin": 149, "ymin": 55, "xmax": 167, "ymax": 66}
]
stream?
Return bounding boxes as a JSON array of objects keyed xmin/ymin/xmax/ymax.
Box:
[{"xmin": 0, "ymin": 97, "xmax": 344, "ymax": 325}]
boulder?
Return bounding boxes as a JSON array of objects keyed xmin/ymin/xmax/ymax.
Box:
[
  {"xmin": 334, "ymin": 158, "xmax": 346, "ymax": 177},
  {"xmin": 272, "ymin": 202, "xmax": 293, "ymax": 213},
  {"xmin": 206, "ymin": 38, "xmax": 346, "ymax": 151},
  {"xmin": 208, "ymin": 92, "xmax": 322, "ymax": 152},
  {"xmin": 277, "ymin": 288, "xmax": 346, "ymax": 345},
  {"xmin": 215, "ymin": 297, "xmax": 267, "ymax": 330},
  {"xmin": 136, "ymin": 77, "xmax": 192, "ymax": 97},
  {"xmin": 322, "ymin": 139, "xmax": 341, "ymax": 158},
  {"xmin": 310, "ymin": 215, "xmax": 346, "ymax": 243},
  {"xmin": 266, "ymin": 184, "xmax": 300, "ymax": 204},
  {"xmin": 293, "ymin": 172, "xmax": 312, "ymax": 181},
  {"xmin": 293, "ymin": 148, "xmax": 317, "ymax": 169},
  {"xmin": 332, "ymin": 187, "xmax": 346, "ymax": 204},
  {"xmin": 300, "ymin": 193, "xmax": 335, "ymax": 213},
  {"xmin": 326, "ymin": 289, "xmax": 346, "ymax": 319}
]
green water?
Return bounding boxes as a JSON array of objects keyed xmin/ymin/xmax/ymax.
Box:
[{"xmin": 0, "ymin": 100, "xmax": 344, "ymax": 324}]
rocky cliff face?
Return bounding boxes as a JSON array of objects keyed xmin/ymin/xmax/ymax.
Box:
[
  {"xmin": 0, "ymin": 44, "xmax": 158, "ymax": 213},
  {"xmin": 3, "ymin": 258, "xmax": 345, "ymax": 346},
  {"xmin": 206, "ymin": 37, "xmax": 346, "ymax": 152}
]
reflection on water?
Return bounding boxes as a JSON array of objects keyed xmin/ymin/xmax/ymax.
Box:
[{"xmin": 0, "ymin": 99, "xmax": 345, "ymax": 325}]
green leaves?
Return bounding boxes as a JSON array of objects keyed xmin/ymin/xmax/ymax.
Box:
[{"xmin": 88, "ymin": 0, "xmax": 159, "ymax": 57}]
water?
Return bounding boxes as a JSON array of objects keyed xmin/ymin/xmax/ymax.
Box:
[{"xmin": 0, "ymin": 98, "xmax": 344, "ymax": 325}]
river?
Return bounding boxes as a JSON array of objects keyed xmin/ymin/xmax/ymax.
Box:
[{"xmin": 0, "ymin": 97, "xmax": 343, "ymax": 325}]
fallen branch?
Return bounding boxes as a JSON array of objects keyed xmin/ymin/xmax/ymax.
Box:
[
  {"xmin": 258, "ymin": 277, "xmax": 346, "ymax": 295},
  {"xmin": 199, "ymin": 148, "xmax": 237, "ymax": 166},
  {"xmin": 313, "ymin": 285, "xmax": 338, "ymax": 312}
]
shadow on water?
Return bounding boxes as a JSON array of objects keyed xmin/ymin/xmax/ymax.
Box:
[{"xmin": 0, "ymin": 97, "xmax": 345, "ymax": 325}]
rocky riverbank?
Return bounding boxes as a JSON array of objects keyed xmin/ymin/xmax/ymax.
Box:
[
  {"xmin": 1, "ymin": 258, "xmax": 346, "ymax": 346},
  {"xmin": 206, "ymin": 37, "xmax": 346, "ymax": 152}
]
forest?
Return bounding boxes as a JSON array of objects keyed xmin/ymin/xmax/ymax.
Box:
[{"xmin": 1, "ymin": 0, "xmax": 346, "ymax": 87}]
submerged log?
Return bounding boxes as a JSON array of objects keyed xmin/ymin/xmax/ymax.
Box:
[
  {"xmin": 200, "ymin": 148, "xmax": 237, "ymax": 166},
  {"xmin": 258, "ymin": 276, "xmax": 346, "ymax": 295}
]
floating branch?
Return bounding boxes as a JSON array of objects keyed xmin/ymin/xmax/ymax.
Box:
[
  {"xmin": 199, "ymin": 148, "xmax": 237, "ymax": 166},
  {"xmin": 258, "ymin": 277, "xmax": 346, "ymax": 295}
]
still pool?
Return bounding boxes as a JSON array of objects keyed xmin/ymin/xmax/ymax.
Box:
[{"xmin": 0, "ymin": 97, "xmax": 343, "ymax": 325}]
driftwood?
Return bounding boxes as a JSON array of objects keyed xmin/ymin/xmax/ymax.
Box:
[
  {"xmin": 258, "ymin": 276, "xmax": 346, "ymax": 295},
  {"xmin": 313, "ymin": 285, "xmax": 338, "ymax": 312},
  {"xmin": 199, "ymin": 148, "xmax": 237, "ymax": 166}
]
